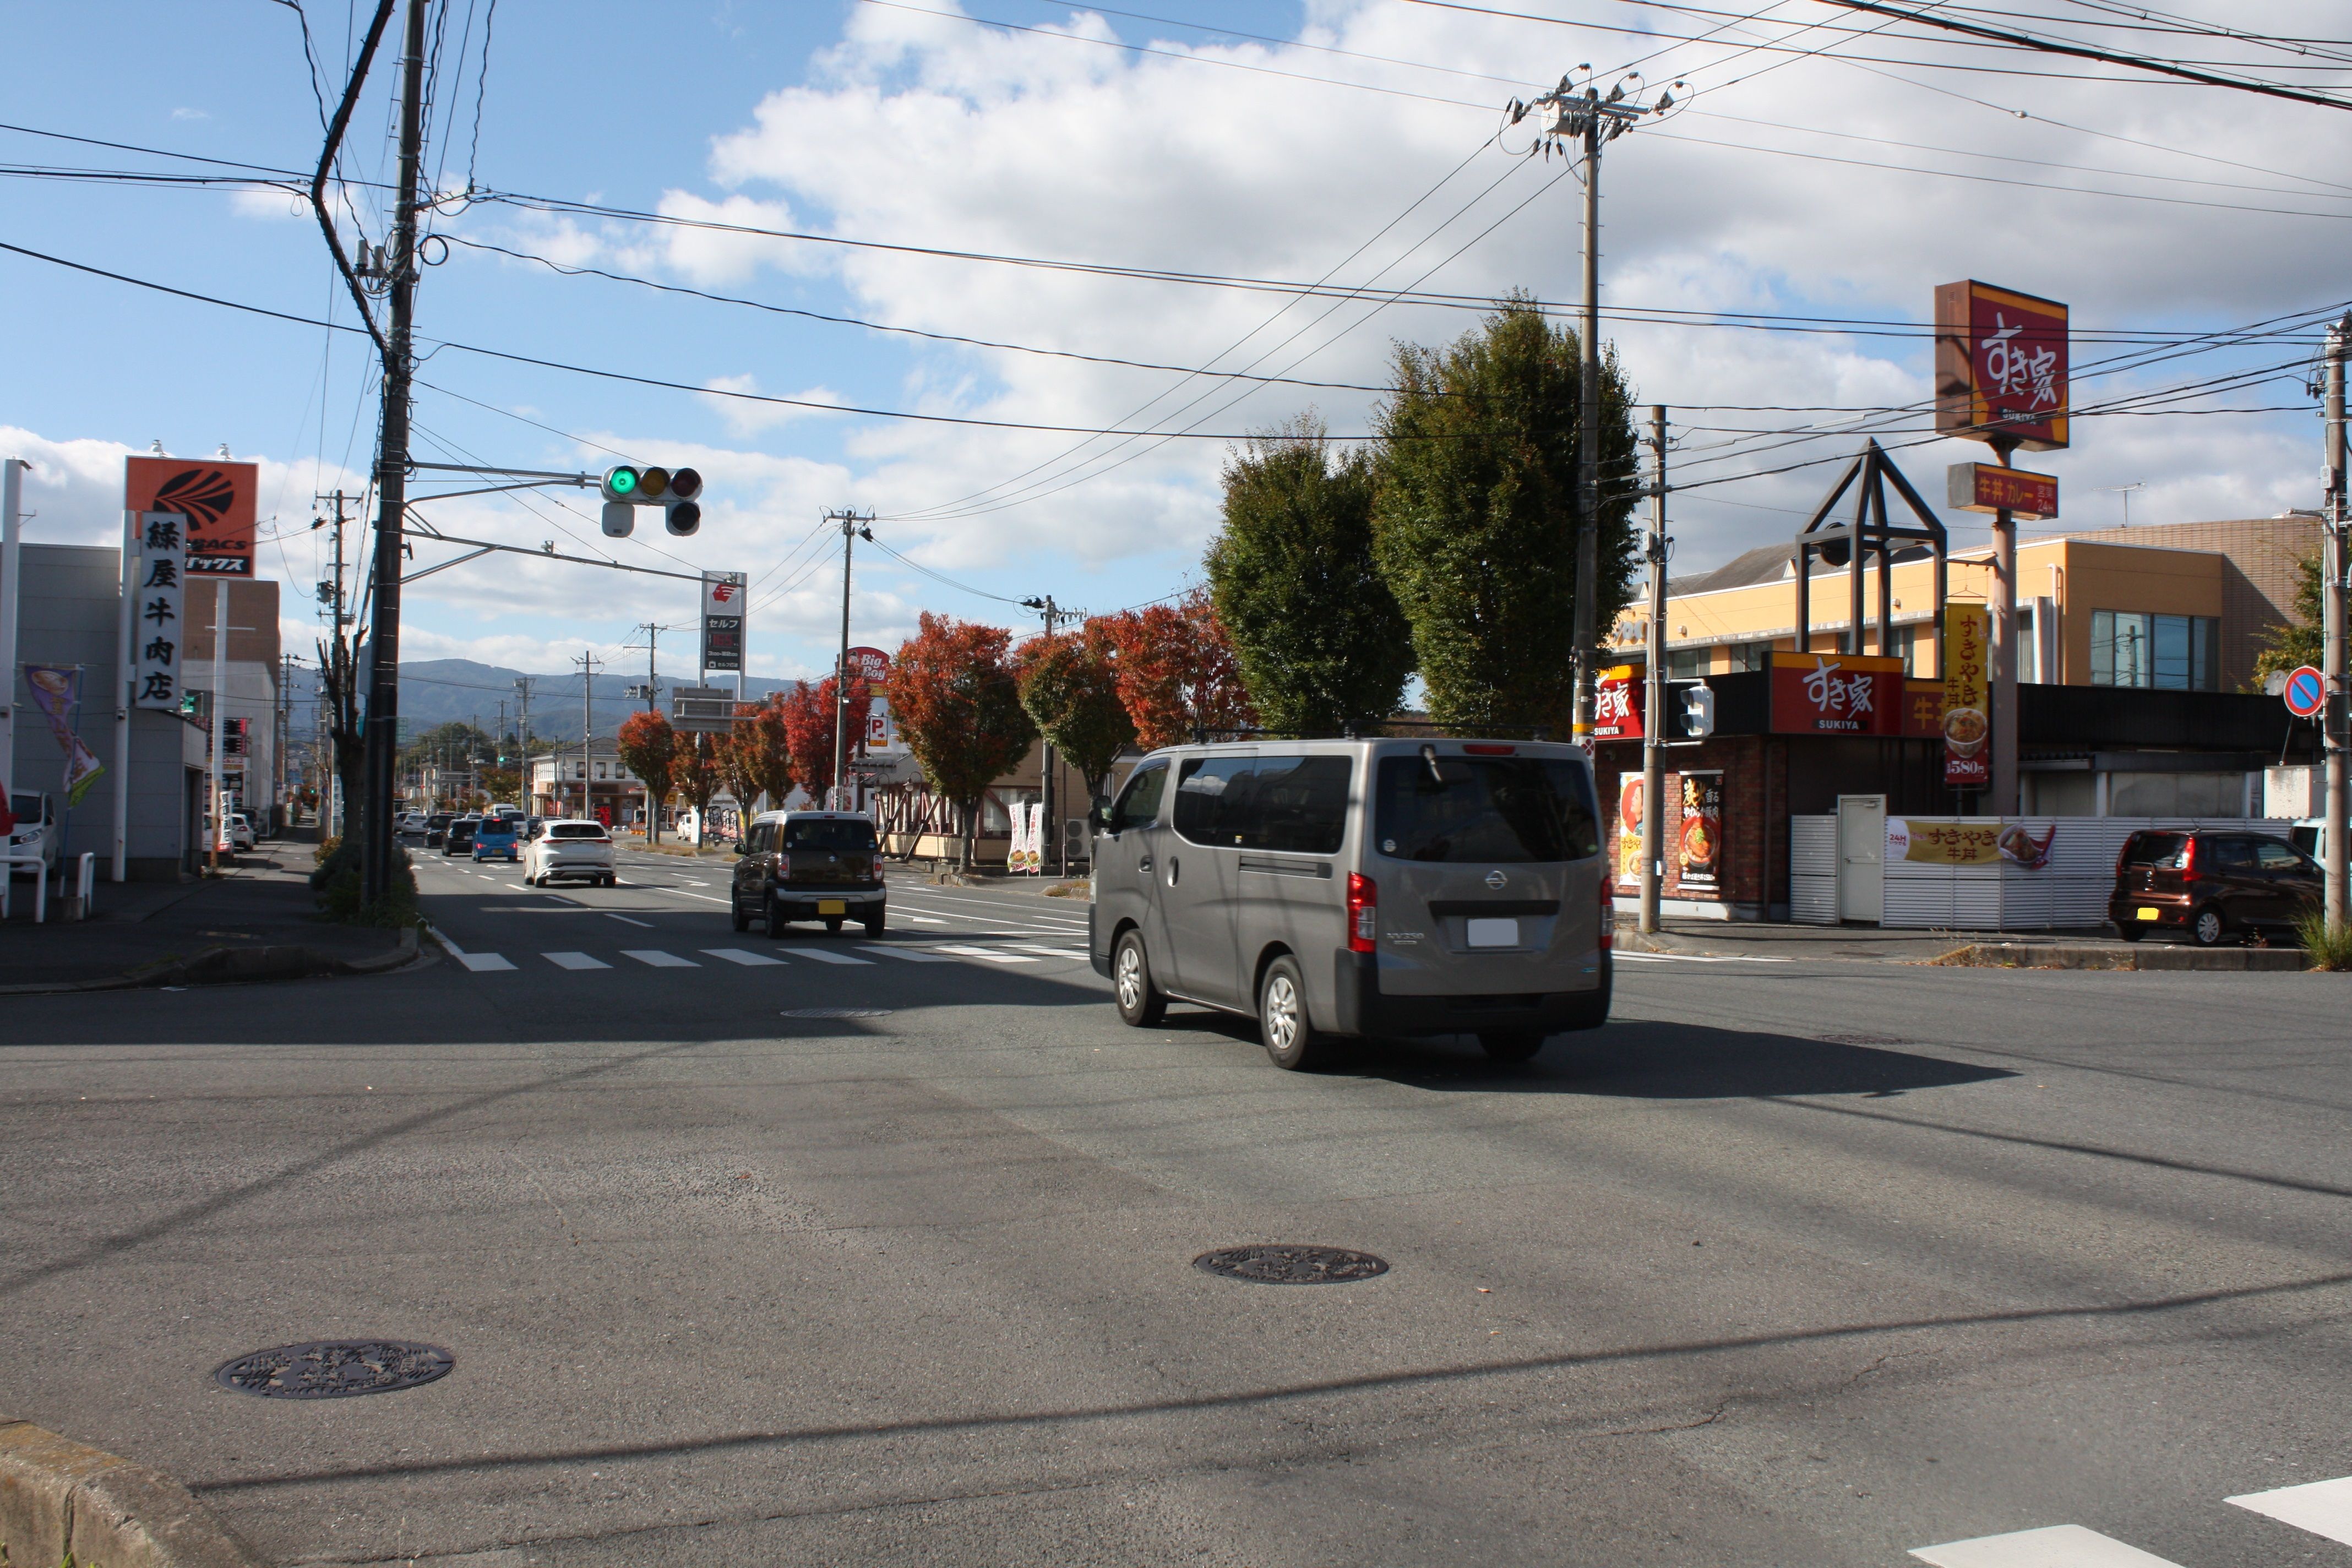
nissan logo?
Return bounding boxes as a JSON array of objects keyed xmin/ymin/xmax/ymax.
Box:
[{"xmin": 1484, "ymin": 870, "xmax": 1507, "ymax": 890}]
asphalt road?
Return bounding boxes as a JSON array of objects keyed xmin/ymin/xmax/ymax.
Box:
[{"xmin": 3, "ymin": 848, "xmax": 2349, "ymax": 1566}]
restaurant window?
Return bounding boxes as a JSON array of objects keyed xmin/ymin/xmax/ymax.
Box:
[
  {"xmin": 2090, "ymin": 611, "xmax": 2217, "ymax": 689},
  {"xmin": 2015, "ymin": 609, "xmax": 2033, "ymax": 685},
  {"xmin": 1665, "ymin": 646, "xmax": 1708, "ymax": 679},
  {"xmin": 1725, "ymin": 640, "xmax": 1772, "ymax": 673}
]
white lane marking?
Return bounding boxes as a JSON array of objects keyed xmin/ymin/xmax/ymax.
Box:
[
  {"xmin": 604, "ymin": 913, "xmax": 655, "ymax": 928},
  {"xmin": 682, "ymin": 880, "xmax": 710, "ymax": 887},
  {"xmin": 702, "ymin": 948, "xmax": 784, "ymax": 966},
  {"xmin": 623, "ymin": 949, "xmax": 699, "ymax": 968},
  {"xmin": 931, "ymin": 944, "xmax": 1040, "ymax": 965},
  {"xmin": 897, "ymin": 914, "xmax": 949, "ymax": 926},
  {"xmin": 1909, "ymin": 1525, "xmax": 2185, "ymax": 1567},
  {"xmin": 542, "ymin": 951, "xmax": 612, "ymax": 971},
  {"xmin": 892, "ymin": 900, "xmax": 1087, "ymax": 932},
  {"xmin": 453, "ymin": 952, "xmax": 516, "ymax": 972},
  {"xmin": 1613, "ymin": 950, "xmax": 1794, "ymax": 964},
  {"xmin": 1006, "ymin": 945, "xmax": 1086, "ymax": 959},
  {"xmin": 782, "ymin": 946, "xmax": 874, "ymax": 966},
  {"xmin": 857, "ymin": 944, "xmax": 953, "ymax": 962},
  {"xmin": 2229, "ymin": 1477, "xmax": 2352, "ymax": 1546}
]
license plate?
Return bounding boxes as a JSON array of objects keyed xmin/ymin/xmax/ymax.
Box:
[
  {"xmin": 2136, "ymin": 906, "xmax": 2160, "ymax": 921},
  {"xmin": 818, "ymin": 899, "xmax": 847, "ymax": 915},
  {"xmin": 1466, "ymin": 917, "xmax": 1518, "ymax": 948}
]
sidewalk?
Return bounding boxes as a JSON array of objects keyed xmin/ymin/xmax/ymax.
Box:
[{"xmin": 0, "ymin": 839, "xmax": 413, "ymax": 992}]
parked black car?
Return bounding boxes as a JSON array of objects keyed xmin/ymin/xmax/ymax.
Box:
[
  {"xmin": 442, "ymin": 815, "xmax": 482, "ymax": 856},
  {"xmin": 2110, "ymin": 829, "xmax": 2322, "ymax": 946},
  {"xmin": 423, "ymin": 812, "xmax": 454, "ymax": 846}
]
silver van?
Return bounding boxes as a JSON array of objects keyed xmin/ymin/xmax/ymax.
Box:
[{"xmin": 1087, "ymin": 738, "xmax": 1610, "ymax": 1069}]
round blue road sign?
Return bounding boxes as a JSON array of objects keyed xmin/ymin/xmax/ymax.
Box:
[{"xmin": 2284, "ymin": 665, "xmax": 2327, "ymax": 720}]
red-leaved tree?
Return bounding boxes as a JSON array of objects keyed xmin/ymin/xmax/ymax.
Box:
[
  {"xmin": 890, "ymin": 613, "xmax": 1036, "ymax": 868},
  {"xmin": 779, "ymin": 673, "xmax": 873, "ymax": 802},
  {"xmin": 728, "ymin": 694, "xmax": 795, "ymax": 814},
  {"xmin": 1098, "ymin": 589, "xmax": 1256, "ymax": 750},
  {"xmin": 674, "ymin": 731, "xmax": 725, "ymax": 843},
  {"xmin": 614, "ymin": 709, "xmax": 679, "ymax": 845}
]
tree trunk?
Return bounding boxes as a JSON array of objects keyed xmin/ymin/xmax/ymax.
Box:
[{"xmin": 960, "ymin": 797, "xmax": 975, "ymax": 872}]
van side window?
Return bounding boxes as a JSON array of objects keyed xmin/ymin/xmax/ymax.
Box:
[
  {"xmin": 1110, "ymin": 763, "xmax": 1167, "ymax": 831},
  {"xmin": 1175, "ymin": 755, "xmax": 1351, "ymax": 853}
]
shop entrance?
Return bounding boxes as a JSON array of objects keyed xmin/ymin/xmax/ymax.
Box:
[{"xmin": 1837, "ymin": 794, "xmax": 1886, "ymax": 923}]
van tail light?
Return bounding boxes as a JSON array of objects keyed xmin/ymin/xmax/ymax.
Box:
[
  {"xmin": 1599, "ymin": 872, "xmax": 1613, "ymax": 951},
  {"xmin": 1346, "ymin": 873, "xmax": 1378, "ymax": 953}
]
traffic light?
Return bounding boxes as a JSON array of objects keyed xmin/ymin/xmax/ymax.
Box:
[
  {"xmin": 1681, "ymin": 684, "xmax": 1716, "ymax": 739},
  {"xmin": 599, "ymin": 465, "xmax": 704, "ymax": 537}
]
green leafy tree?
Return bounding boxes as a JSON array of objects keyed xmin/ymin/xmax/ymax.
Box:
[
  {"xmin": 1371, "ymin": 293, "xmax": 1642, "ymax": 733},
  {"xmin": 1015, "ymin": 623, "xmax": 1135, "ymax": 802},
  {"xmin": 1206, "ymin": 416, "xmax": 1414, "ymax": 736},
  {"xmin": 2252, "ymin": 552, "xmax": 2324, "ymax": 688}
]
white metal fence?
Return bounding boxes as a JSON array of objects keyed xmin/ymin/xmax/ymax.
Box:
[{"xmin": 1789, "ymin": 815, "xmax": 2297, "ymax": 929}]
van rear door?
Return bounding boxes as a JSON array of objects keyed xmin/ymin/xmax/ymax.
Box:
[{"xmin": 1368, "ymin": 749, "xmax": 1603, "ymax": 998}]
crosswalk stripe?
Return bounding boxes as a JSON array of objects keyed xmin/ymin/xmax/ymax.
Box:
[
  {"xmin": 858, "ymin": 944, "xmax": 954, "ymax": 962},
  {"xmin": 782, "ymin": 946, "xmax": 874, "ymax": 966},
  {"xmin": 930, "ymin": 944, "xmax": 1039, "ymax": 965},
  {"xmin": 1910, "ymin": 1525, "xmax": 2185, "ymax": 1567},
  {"xmin": 1006, "ymin": 945, "xmax": 1086, "ymax": 959},
  {"xmin": 2229, "ymin": 1476, "xmax": 2352, "ymax": 1545},
  {"xmin": 453, "ymin": 952, "xmax": 515, "ymax": 972},
  {"xmin": 701, "ymin": 948, "xmax": 784, "ymax": 966},
  {"xmin": 542, "ymin": 952, "xmax": 611, "ymax": 971},
  {"xmin": 623, "ymin": 949, "xmax": 698, "ymax": 968}
]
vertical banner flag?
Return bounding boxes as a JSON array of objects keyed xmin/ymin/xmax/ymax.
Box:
[
  {"xmin": 132, "ymin": 511, "xmax": 187, "ymax": 710},
  {"xmin": 124, "ymin": 458, "xmax": 258, "ymax": 576},
  {"xmin": 700, "ymin": 570, "xmax": 746, "ymax": 672},
  {"xmin": 1677, "ymin": 772, "xmax": 1723, "ymax": 891},
  {"xmin": 25, "ymin": 666, "xmax": 104, "ymax": 804},
  {"xmin": 1942, "ymin": 604, "xmax": 1991, "ymax": 790}
]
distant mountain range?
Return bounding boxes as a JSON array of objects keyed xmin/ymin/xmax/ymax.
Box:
[{"xmin": 287, "ymin": 658, "xmax": 805, "ymax": 745}]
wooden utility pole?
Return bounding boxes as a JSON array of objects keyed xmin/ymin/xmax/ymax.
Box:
[{"xmin": 1640, "ymin": 407, "xmax": 1668, "ymax": 935}]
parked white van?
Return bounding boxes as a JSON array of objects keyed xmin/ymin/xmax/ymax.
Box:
[{"xmin": 1088, "ymin": 737, "xmax": 1610, "ymax": 1070}]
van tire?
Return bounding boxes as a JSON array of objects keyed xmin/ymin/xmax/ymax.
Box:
[
  {"xmin": 1478, "ymin": 1031, "xmax": 1545, "ymax": 1062},
  {"xmin": 1113, "ymin": 930, "xmax": 1166, "ymax": 1027},
  {"xmin": 1258, "ymin": 955, "xmax": 1332, "ymax": 1071}
]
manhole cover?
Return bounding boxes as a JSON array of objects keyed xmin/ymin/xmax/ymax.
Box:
[
  {"xmin": 213, "ymin": 1340, "xmax": 454, "ymax": 1400},
  {"xmin": 1193, "ymin": 1245, "xmax": 1390, "ymax": 1284},
  {"xmin": 778, "ymin": 1008, "xmax": 893, "ymax": 1019}
]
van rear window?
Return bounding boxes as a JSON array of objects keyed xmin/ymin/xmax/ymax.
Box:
[
  {"xmin": 783, "ymin": 819, "xmax": 879, "ymax": 851},
  {"xmin": 1174, "ymin": 755, "xmax": 1352, "ymax": 853},
  {"xmin": 1374, "ymin": 756, "xmax": 1599, "ymax": 863}
]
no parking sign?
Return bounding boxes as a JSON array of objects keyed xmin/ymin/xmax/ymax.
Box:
[{"xmin": 2283, "ymin": 665, "xmax": 2327, "ymax": 720}]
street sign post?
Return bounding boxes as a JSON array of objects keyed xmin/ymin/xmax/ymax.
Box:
[{"xmin": 2284, "ymin": 664, "xmax": 2327, "ymax": 721}]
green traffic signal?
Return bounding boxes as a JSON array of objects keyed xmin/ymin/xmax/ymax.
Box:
[{"xmin": 603, "ymin": 465, "xmax": 640, "ymax": 500}]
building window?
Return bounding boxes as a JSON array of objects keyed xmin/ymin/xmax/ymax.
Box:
[
  {"xmin": 2090, "ymin": 611, "xmax": 2217, "ymax": 689},
  {"xmin": 1665, "ymin": 647, "xmax": 1708, "ymax": 679},
  {"xmin": 2015, "ymin": 608, "xmax": 2034, "ymax": 685},
  {"xmin": 1884, "ymin": 625, "xmax": 1918, "ymax": 676},
  {"xmin": 595, "ymin": 762, "xmax": 609, "ymax": 780},
  {"xmin": 1725, "ymin": 640, "xmax": 1772, "ymax": 673}
]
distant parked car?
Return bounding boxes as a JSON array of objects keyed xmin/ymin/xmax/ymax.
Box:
[
  {"xmin": 7, "ymin": 792, "xmax": 57, "ymax": 880},
  {"xmin": 525, "ymin": 820, "xmax": 615, "ymax": 888},
  {"xmin": 2111, "ymin": 829, "xmax": 2323, "ymax": 946},
  {"xmin": 226, "ymin": 812, "xmax": 257, "ymax": 852}
]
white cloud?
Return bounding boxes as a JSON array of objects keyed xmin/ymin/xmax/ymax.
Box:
[
  {"xmin": 170, "ymin": 107, "xmax": 208, "ymax": 121},
  {"xmin": 699, "ymin": 374, "xmax": 848, "ymax": 438}
]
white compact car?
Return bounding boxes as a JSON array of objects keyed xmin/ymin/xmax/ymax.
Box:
[
  {"xmin": 7, "ymin": 792, "xmax": 57, "ymax": 880},
  {"xmin": 524, "ymin": 819, "xmax": 616, "ymax": 888},
  {"xmin": 226, "ymin": 812, "xmax": 257, "ymax": 852}
]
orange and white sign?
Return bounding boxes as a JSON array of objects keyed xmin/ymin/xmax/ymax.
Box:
[{"xmin": 124, "ymin": 458, "xmax": 257, "ymax": 578}]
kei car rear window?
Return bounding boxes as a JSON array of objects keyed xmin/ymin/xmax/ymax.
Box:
[
  {"xmin": 782, "ymin": 819, "xmax": 878, "ymax": 851},
  {"xmin": 2120, "ymin": 832, "xmax": 2182, "ymax": 867},
  {"xmin": 1374, "ymin": 755, "xmax": 1600, "ymax": 863}
]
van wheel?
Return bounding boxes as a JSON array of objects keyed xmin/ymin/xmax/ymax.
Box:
[
  {"xmin": 2191, "ymin": 903, "xmax": 2228, "ymax": 946},
  {"xmin": 1113, "ymin": 931, "xmax": 1165, "ymax": 1027},
  {"xmin": 1478, "ymin": 1031, "xmax": 1545, "ymax": 1063},
  {"xmin": 1259, "ymin": 955, "xmax": 1332, "ymax": 1071}
]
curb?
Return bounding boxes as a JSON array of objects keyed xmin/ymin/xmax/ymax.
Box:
[
  {"xmin": 0, "ymin": 1414, "xmax": 266, "ymax": 1568},
  {"xmin": 0, "ymin": 925, "xmax": 423, "ymax": 997},
  {"xmin": 1936, "ymin": 940, "xmax": 2311, "ymax": 972}
]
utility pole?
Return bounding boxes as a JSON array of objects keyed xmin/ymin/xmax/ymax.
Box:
[
  {"xmin": 826, "ymin": 509, "xmax": 874, "ymax": 810},
  {"xmin": 514, "ymin": 676, "xmax": 534, "ymax": 814},
  {"xmin": 1989, "ymin": 436, "xmax": 2021, "ymax": 816},
  {"xmin": 1022, "ymin": 594, "xmax": 1072, "ymax": 876},
  {"xmin": 315, "ymin": 488, "xmax": 351, "ymax": 840},
  {"xmin": 2323, "ymin": 315, "xmax": 2349, "ymax": 935},
  {"xmin": 1640, "ymin": 406, "xmax": 1668, "ymax": 935},
  {"xmin": 573, "ymin": 651, "xmax": 601, "ymax": 821},
  {"xmin": 1510, "ymin": 70, "xmax": 1679, "ymax": 744},
  {"xmin": 359, "ymin": 0, "xmax": 427, "ymax": 906}
]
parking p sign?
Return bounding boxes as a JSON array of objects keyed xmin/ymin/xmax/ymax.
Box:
[{"xmin": 2283, "ymin": 665, "xmax": 2327, "ymax": 720}]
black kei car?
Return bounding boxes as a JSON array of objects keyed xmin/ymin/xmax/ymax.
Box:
[
  {"xmin": 2110, "ymin": 829, "xmax": 2323, "ymax": 946},
  {"xmin": 441, "ymin": 815, "xmax": 482, "ymax": 857},
  {"xmin": 730, "ymin": 810, "xmax": 885, "ymax": 937}
]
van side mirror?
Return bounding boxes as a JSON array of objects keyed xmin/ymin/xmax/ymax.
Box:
[{"xmin": 1089, "ymin": 798, "xmax": 1114, "ymax": 835}]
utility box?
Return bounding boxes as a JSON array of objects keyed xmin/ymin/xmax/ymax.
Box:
[{"xmin": 2266, "ymin": 765, "xmax": 2320, "ymax": 819}]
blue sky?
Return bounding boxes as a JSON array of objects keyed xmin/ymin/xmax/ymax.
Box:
[{"xmin": 7, "ymin": 2, "xmax": 2347, "ymax": 689}]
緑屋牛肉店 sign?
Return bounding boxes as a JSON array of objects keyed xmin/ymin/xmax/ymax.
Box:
[
  {"xmin": 1769, "ymin": 652, "xmax": 1904, "ymax": 736},
  {"xmin": 1935, "ymin": 280, "xmax": 2068, "ymax": 451},
  {"xmin": 124, "ymin": 458, "xmax": 257, "ymax": 577}
]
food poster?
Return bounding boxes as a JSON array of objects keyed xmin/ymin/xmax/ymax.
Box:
[
  {"xmin": 1677, "ymin": 772, "xmax": 1723, "ymax": 892},
  {"xmin": 1616, "ymin": 776, "xmax": 1646, "ymax": 889}
]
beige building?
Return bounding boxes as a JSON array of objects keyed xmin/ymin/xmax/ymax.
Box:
[{"xmin": 1610, "ymin": 516, "xmax": 2314, "ymax": 694}]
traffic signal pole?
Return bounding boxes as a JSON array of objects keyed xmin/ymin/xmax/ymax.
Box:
[{"xmin": 359, "ymin": 0, "xmax": 426, "ymax": 907}]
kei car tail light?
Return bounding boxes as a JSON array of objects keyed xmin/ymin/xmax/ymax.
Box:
[
  {"xmin": 2178, "ymin": 836, "xmax": 2197, "ymax": 877},
  {"xmin": 1346, "ymin": 873, "xmax": 1377, "ymax": 954}
]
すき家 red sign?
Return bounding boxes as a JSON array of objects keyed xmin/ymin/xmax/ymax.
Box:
[{"xmin": 1769, "ymin": 653, "xmax": 1905, "ymax": 736}]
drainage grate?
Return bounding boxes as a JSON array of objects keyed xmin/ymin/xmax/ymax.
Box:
[
  {"xmin": 1193, "ymin": 1245, "xmax": 1390, "ymax": 1285},
  {"xmin": 778, "ymin": 1008, "xmax": 893, "ymax": 1019},
  {"xmin": 214, "ymin": 1340, "xmax": 454, "ymax": 1400}
]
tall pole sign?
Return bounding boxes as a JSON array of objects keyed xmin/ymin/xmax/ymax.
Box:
[
  {"xmin": 1936, "ymin": 280, "xmax": 2068, "ymax": 814},
  {"xmin": 700, "ymin": 570, "xmax": 745, "ymax": 678}
]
